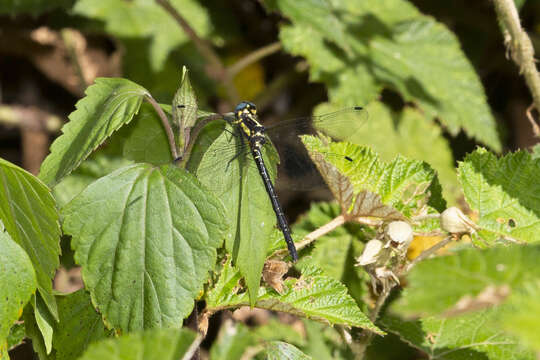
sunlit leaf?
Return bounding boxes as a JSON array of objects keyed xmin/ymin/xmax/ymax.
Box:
[
  {"xmin": 39, "ymin": 78, "xmax": 149, "ymax": 186},
  {"xmin": 266, "ymin": 341, "xmax": 312, "ymax": 360},
  {"xmin": 62, "ymin": 164, "xmax": 227, "ymax": 332},
  {"xmin": 458, "ymin": 148, "xmax": 540, "ymax": 243}
]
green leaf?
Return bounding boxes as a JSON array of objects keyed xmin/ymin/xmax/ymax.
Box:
[
  {"xmin": 394, "ymin": 245, "xmax": 540, "ymax": 317},
  {"xmin": 382, "ymin": 310, "xmax": 534, "ymax": 360},
  {"xmin": 266, "ymin": 341, "xmax": 312, "ymax": 360},
  {"xmin": 278, "ymin": 0, "xmax": 500, "ymax": 150},
  {"xmin": 206, "ymin": 260, "xmax": 382, "ymax": 333},
  {"xmin": 73, "ymin": 0, "xmax": 212, "ymax": 71},
  {"xmin": 62, "ymin": 164, "xmax": 227, "ymax": 332},
  {"xmin": 51, "ymin": 290, "xmax": 111, "ymax": 360},
  {"xmin": 22, "ymin": 304, "xmax": 50, "ymax": 360},
  {"xmin": 53, "ymin": 154, "xmax": 133, "ymax": 208},
  {"xmin": 77, "ymin": 328, "xmax": 198, "ymax": 360},
  {"xmin": 0, "ymin": 226, "xmax": 36, "ymax": 346},
  {"xmin": 458, "ymin": 148, "xmax": 540, "ymax": 243},
  {"xmin": 34, "ymin": 295, "xmax": 54, "ymax": 355},
  {"xmin": 173, "ymin": 67, "xmax": 198, "ymax": 157},
  {"xmin": 317, "ymin": 102, "xmax": 458, "ymax": 203},
  {"xmin": 498, "ymin": 280, "xmax": 540, "ymax": 352},
  {"xmin": 0, "ymin": 158, "xmax": 60, "ymax": 319},
  {"xmin": 39, "ymin": 78, "xmax": 149, "ymax": 186},
  {"xmin": 0, "ymin": 0, "xmax": 72, "ymax": 16},
  {"xmin": 121, "ymin": 103, "xmax": 173, "ymax": 165},
  {"xmin": 254, "ymin": 319, "xmax": 306, "ymax": 346},
  {"xmin": 302, "ymin": 135, "xmax": 444, "ymax": 219},
  {"xmin": 187, "ymin": 122, "xmax": 279, "ymax": 304}
]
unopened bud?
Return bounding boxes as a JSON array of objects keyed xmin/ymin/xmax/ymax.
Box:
[
  {"xmin": 357, "ymin": 239, "xmax": 383, "ymax": 266},
  {"xmin": 385, "ymin": 221, "xmax": 413, "ymax": 251},
  {"xmin": 440, "ymin": 207, "xmax": 476, "ymax": 234}
]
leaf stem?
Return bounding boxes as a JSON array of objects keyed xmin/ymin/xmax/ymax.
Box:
[
  {"xmin": 493, "ymin": 0, "xmax": 540, "ymax": 137},
  {"xmin": 144, "ymin": 94, "xmax": 179, "ymax": 159},
  {"xmin": 406, "ymin": 235, "xmax": 453, "ymax": 272},
  {"xmin": 154, "ymin": 0, "xmax": 239, "ymax": 105},
  {"xmin": 227, "ymin": 42, "xmax": 282, "ymax": 78}
]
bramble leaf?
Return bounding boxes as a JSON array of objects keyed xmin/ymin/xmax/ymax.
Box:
[
  {"xmin": 302, "ymin": 135, "xmax": 444, "ymax": 221},
  {"xmin": 39, "ymin": 78, "xmax": 149, "ymax": 186},
  {"xmin": 382, "ymin": 310, "xmax": 534, "ymax": 360},
  {"xmin": 62, "ymin": 164, "xmax": 227, "ymax": 332},
  {"xmin": 0, "ymin": 158, "xmax": 60, "ymax": 319},
  {"xmin": 206, "ymin": 260, "xmax": 381, "ymax": 333},
  {"xmin": 277, "ymin": 0, "xmax": 500, "ymax": 150},
  {"xmin": 458, "ymin": 148, "xmax": 540, "ymax": 243}
]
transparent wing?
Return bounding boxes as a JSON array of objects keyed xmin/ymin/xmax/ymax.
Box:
[{"xmin": 186, "ymin": 106, "xmax": 367, "ymax": 192}]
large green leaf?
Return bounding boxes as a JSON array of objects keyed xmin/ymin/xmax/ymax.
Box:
[
  {"xmin": 52, "ymin": 290, "xmax": 111, "ymax": 360},
  {"xmin": 382, "ymin": 310, "xmax": 534, "ymax": 360},
  {"xmin": 209, "ymin": 321, "xmax": 256, "ymax": 360},
  {"xmin": 187, "ymin": 121, "xmax": 279, "ymax": 304},
  {"xmin": 394, "ymin": 245, "xmax": 540, "ymax": 317},
  {"xmin": 0, "ymin": 0, "xmax": 72, "ymax": 15},
  {"xmin": 62, "ymin": 163, "xmax": 227, "ymax": 332},
  {"xmin": 266, "ymin": 341, "xmax": 312, "ymax": 360},
  {"xmin": 0, "ymin": 226, "xmax": 36, "ymax": 352},
  {"xmin": 458, "ymin": 148, "xmax": 540, "ymax": 243},
  {"xmin": 39, "ymin": 78, "xmax": 149, "ymax": 186},
  {"xmin": 77, "ymin": 328, "xmax": 198, "ymax": 360},
  {"xmin": 0, "ymin": 158, "xmax": 60, "ymax": 319},
  {"xmin": 277, "ymin": 0, "xmax": 500, "ymax": 150},
  {"xmin": 206, "ymin": 260, "xmax": 381, "ymax": 333},
  {"xmin": 73, "ymin": 0, "xmax": 212, "ymax": 71}
]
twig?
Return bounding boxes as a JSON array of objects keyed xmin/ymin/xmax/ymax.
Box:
[
  {"xmin": 144, "ymin": 94, "xmax": 179, "ymax": 160},
  {"xmin": 155, "ymin": 0, "xmax": 239, "ymax": 104},
  {"xmin": 60, "ymin": 29, "xmax": 88, "ymax": 94},
  {"xmin": 181, "ymin": 334, "xmax": 203, "ymax": 360},
  {"xmin": 493, "ymin": 0, "xmax": 540, "ymax": 137},
  {"xmin": 525, "ymin": 103, "xmax": 540, "ymax": 137},
  {"xmin": 0, "ymin": 104, "xmax": 62, "ymax": 132},
  {"xmin": 271, "ymin": 215, "xmax": 346, "ymax": 259},
  {"xmin": 227, "ymin": 42, "xmax": 282, "ymax": 78},
  {"xmin": 406, "ymin": 235, "xmax": 453, "ymax": 272}
]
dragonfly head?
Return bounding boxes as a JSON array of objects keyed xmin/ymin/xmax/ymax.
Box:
[{"xmin": 235, "ymin": 101, "xmax": 257, "ymax": 120}]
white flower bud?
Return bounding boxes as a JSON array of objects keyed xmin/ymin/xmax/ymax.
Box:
[
  {"xmin": 385, "ymin": 221, "xmax": 413, "ymax": 251},
  {"xmin": 440, "ymin": 207, "xmax": 476, "ymax": 234},
  {"xmin": 357, "ymin": 239, "xmax": 383, "ymax": 266}
]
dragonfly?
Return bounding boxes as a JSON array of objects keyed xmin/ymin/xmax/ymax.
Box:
[{"xmin": 181, "ymin": 101, "xmax": 368, "ymax": 262}]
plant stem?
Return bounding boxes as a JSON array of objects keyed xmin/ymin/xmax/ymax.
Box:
[
  {"xmin": 144, "ymin": 94, "xmax": 179, "ymax": 159},
  {"xmin": 493, "ymin": 0, "xmax": 540, "ymax": 137},
  {"xmin": 406, "ymin": 235, "xmax": 453, "ymax": 272},
  {"xmin": 155, "ymin": 0, "xmax": 239, "ymax": 105},
  {"xmin": 227, "ymin": 42, "xmax": 282, "ymax": 78}
]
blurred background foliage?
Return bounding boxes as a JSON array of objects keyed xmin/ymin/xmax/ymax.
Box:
[{"xmin": 1, "ymin": 0, "xmax": 539, "ymax": 359}]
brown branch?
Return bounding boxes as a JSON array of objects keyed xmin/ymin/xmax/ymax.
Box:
[
  {"xmin": 155, "ymin": 0, "xmax": 239, "ymax": 104},
  {"xmin": 144, "ymin": 95, "xmax": 179, "ymax": 159},
  {"xmin": 526, "ymin": 103, "xmax": 540, "ymax": 137},
  {"xmin": 493, "ymin": 0, "xmax": 540, "ymax": 137},
  {"xmin": 227, "ymin": 42, "xmax": 282, "ymax": 78}
]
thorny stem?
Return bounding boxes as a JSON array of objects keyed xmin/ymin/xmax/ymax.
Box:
[
  {"xmin": 144, "ymin": 94, "xmax": 179, "ymax": 159},
  {"xmin": 493, "ymin": 0, "xmax": 540, "ymax": 137},
  {"xmin": 155, "ymin": 0, "xmax": 239, "ymax": 105},
  {"xmin": 406, "ymin": 235, "xmax": 453, "ymax": 272},
  {"xmin": 227, "ymin": 42, "xmax": 282, "ymax": 78}
]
